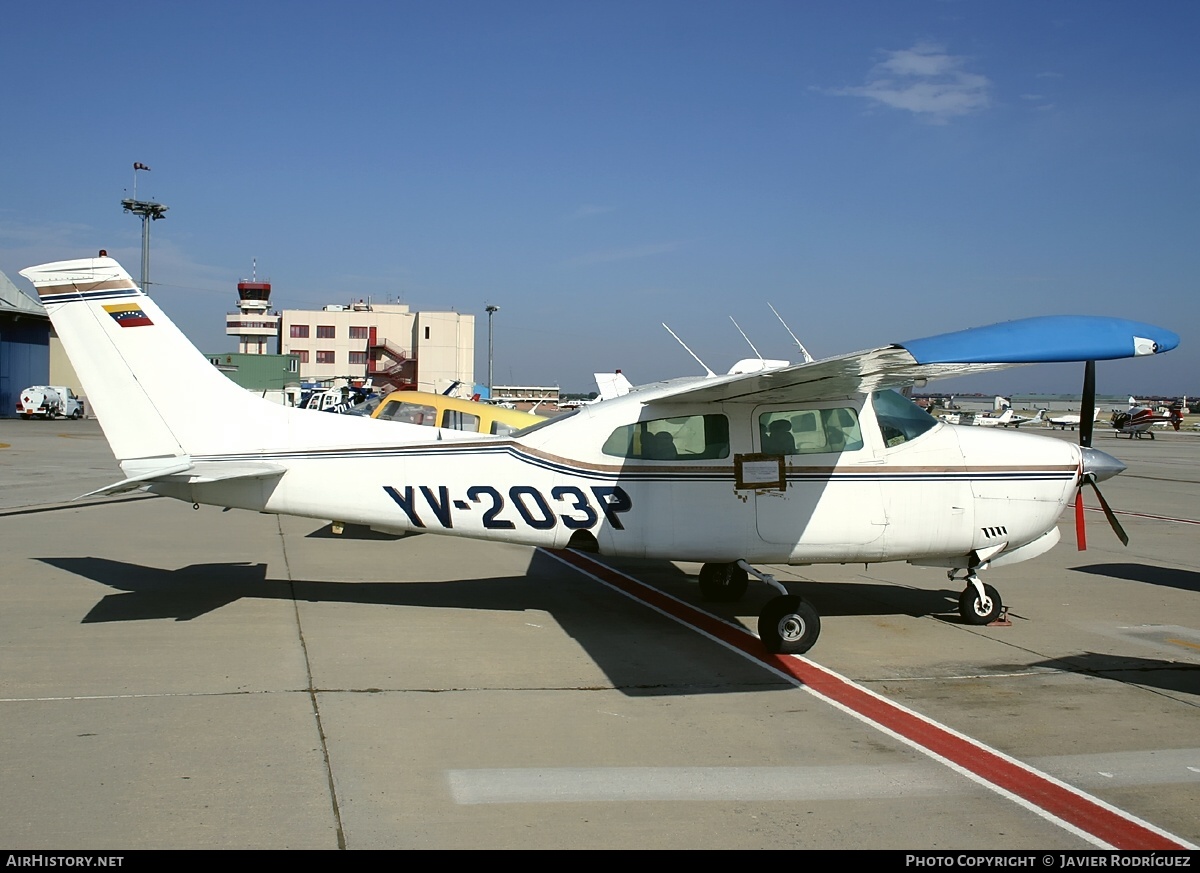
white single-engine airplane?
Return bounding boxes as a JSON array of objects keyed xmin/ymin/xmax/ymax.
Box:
[
  {"xmin": 1046, "ymin": 408, "xmax": 1102, "ymax": 431},
  {"xmin": 941, "ymin": 408, "xmax": 1016, "ymax": 428},
  {"xmin": 20, "ymin": 255, "xmax": 1180, "ymax": 655},
  {"xmin": 1003, "ymin": 408, "xmax": 1047, "ymax": 428}
]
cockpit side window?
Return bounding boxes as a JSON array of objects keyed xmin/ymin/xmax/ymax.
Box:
[
  {"xmin": 758, "ymin": 407, "xmax": 863, "ymax": 454},
  {"xmin": 872, "ymin": 389, "xmax": 938, "ymax": 448},
  {"xmin": 602, "ymin": 413, "xmax": 729, "ymax": 460},
  {"xmin": 377, "ymin": 400, "xmax": 437, "ymax": 426}
]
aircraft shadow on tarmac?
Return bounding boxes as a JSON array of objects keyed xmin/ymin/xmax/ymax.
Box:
[
  {"xmin": 598, "ymin": 555, "xmax": 965, "ymax": 621},
  {"xmin": 1027, "ymin": 652, "xmax": 1200, "ymax": 698},
  {"xmin": 35, "ymin": 550, "xmax": 968, "ymax": 696},
  {"xmin": 1070, "ymin": 562, "xmax": 1200, "ymax": 594}
]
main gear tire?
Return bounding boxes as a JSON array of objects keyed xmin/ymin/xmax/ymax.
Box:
[{"xmin": 758, "ymin": 595, "xmax": 820, "ymax": 654}]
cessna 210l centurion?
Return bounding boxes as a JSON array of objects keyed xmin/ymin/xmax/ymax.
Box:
[{"xmin": 20, "ymin": 255, "xmax": 1179, "ymax": 655}]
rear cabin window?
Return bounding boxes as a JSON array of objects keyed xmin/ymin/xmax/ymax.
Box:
[
  {"xmin": 442, "ymin": 409, "xmax": 481, "ymax": 432},
  {"xmin": 377, "ymin": 400, "xmax": 437, "ymax": 426},
  {"xmin": 602, "ymin": 414, "xmax": 729, "ymax": 460},
  {"xmin": 758, "ymin": 407, "xmax": 864, "ymax": 454}
]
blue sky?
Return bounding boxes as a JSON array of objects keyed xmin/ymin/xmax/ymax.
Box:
[{"xmin": 3, "ymin": 1, "xmax": 1196, "ymax": 396}]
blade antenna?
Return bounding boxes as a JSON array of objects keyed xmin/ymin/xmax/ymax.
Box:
[
  {"xmin": 768, "ymin": 302, "xmax": 814, "ymax": 363},
  {"xmin": 662, "ymin": 323, "xmax": 715, "ymax": 377},
  {"xmin": 729, "ymin": 316, "xmax": 764, "ymax": 362}
]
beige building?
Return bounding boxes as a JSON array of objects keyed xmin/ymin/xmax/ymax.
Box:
[{"xmin": 279, "ymin": 302, "xmax": 474, "ymax": 394}]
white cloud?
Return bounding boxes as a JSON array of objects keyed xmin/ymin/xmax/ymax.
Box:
[{"xmin": 829, "ymin": 42, "xmax": 992, "ymax": 123}]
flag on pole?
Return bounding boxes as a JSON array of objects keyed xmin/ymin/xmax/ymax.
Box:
[{"xmin": 133, "ymin": 162, "xmax": 151, "ymax": 171}]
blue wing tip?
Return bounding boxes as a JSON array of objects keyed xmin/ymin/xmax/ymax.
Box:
[{"xmin": 900, "ymin": 315, "xmax": 1180, "ymax": 365}]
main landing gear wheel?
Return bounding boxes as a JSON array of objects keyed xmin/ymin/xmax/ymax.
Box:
[
  {"xmin": 698, "ymin": 562, "xmax": 749, "ymax": 602},
  {"xmin": 958, "ymin": 583, "xmax": 1002, "ymax": 625},
  {"xmin": 759, "ymin": 595, "xmax": 821, "ymax": 655}
]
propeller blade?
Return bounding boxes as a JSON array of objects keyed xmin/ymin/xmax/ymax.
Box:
[
  {"xmin": 1075, "ymin": 486, "xmax": 1087, "ymax": 550},
  {"xmin": 1080, "ymin": 359, "xmax": 1096, "ymax": 448},
  {"xmin": 1086, "ymin": 478, "xmax": 1130, "ymax": 547}
]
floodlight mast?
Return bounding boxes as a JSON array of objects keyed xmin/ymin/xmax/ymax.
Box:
[
  {"xmin": 120, "ymin": 198, "xmax": 168, "ymax": 294},
  {"xmin": 485, "ymin": 304, "xmax": 499, "ymax": 397}
]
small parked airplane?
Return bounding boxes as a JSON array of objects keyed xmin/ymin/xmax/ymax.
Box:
[
  {"xmin": 941, "ymin": 408, "xmax": 1016, "ymax": 427},
  {"xmin": 372, "ymin": 388, "xmax": 544, "ymax": 436},
  {"xmin": 20, "ymin": 255, "xmax": 1179, "ymax": 655},
  {"xmin": 1002, "ymin": 408, "xmax": 1046, "ymax": 428},
  {"xmin": 939, "ymin": 401, "xmax": 1045, "ymax": 429},
  {"xmin": 1047, "ymin": 408, "xmax": 1102, "ymax": 431}
]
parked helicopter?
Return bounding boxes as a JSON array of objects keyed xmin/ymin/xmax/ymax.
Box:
[{"xmin": 1110, "ymin": 405, "xmax": 1180, "ymax": 438}]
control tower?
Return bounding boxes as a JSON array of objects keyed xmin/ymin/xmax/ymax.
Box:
[{"xmin": 225, "ymin": 264, "xmax": 280, "ymax": 354}]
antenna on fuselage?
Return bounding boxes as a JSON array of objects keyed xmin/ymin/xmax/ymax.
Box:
[
  {"xmin": 662, "ymin": 323, "xmax": 715, "ymax": 377},
  {"xmin": 768, "ymin": 302, "xmax": 814, "ymax": 363},
  {"xmin": 729, "ymin": 316, "xmax": 765, "ymax": 363}
]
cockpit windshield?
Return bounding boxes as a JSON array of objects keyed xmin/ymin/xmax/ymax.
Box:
[{"xmin": 872, "ymin": 389, "xmax": 938, "ymax": 448}]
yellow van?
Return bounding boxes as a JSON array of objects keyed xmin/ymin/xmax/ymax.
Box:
[{"xmin": 370, "ymin": 391, "xmax": 545, "ymax": 437}]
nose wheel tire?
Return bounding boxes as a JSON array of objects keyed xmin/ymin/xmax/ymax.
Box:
[
  {"xmin": 958, "ymin": 583, "xmax": 1002, "ymax": 625},
  {"xmin": 759, "ymin": 595, "xmax": 821, "ymax": 654},
  {"xmin": 698, "ymin": 562, "xmax": 749, "ymax": 602}
]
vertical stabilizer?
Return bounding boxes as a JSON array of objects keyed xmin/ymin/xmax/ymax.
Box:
[
  {"xmin": 20, "ymin": 256, "xmax": 438, "ymax": 465},
  {"xmin": 20, "ymin": 258, "xmax": 185, "ymax": 461}
]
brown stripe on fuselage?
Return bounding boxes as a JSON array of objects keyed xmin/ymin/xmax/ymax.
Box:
[
  {"xmin": 35, "ymin": 279, "xmax": 137, "ymax": 298},
  {"xmin": 456, "ymin": 441, "xmax": 1078, "ymax": 479}
]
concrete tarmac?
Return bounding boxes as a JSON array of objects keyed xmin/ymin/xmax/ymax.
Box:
[{"xmin": 0, "ymin": 419, "xmax": 1196, "ymax": 849}]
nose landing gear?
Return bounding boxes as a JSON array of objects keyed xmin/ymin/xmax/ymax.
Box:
[{"xmin": 953, "ymin": 571, "xmax": 1007, "ymax": 626}]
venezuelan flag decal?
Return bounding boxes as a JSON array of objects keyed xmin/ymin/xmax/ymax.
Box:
[{"xmin": 103, "ymin": 302, "xmax": 154, "ymax": 327}]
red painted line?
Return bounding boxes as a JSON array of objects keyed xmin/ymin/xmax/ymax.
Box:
[{"xmin": 546, "ymin": 548, "xmax": 1194, "ymax": 850}]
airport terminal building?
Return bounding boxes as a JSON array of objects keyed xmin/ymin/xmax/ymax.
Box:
[
  {"xmin": 225, "ymin": 276, "xmax": 475, "ymax": 395},
  {"xmin": 277, "ymin": 303, "xmax": 474, "ymax": 394}
]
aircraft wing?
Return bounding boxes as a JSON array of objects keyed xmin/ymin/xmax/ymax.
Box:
[
  {"xmin": 649, "ymin": 315, "xmax": 1179, "ymax": 406},
  {"xmin": 652, "ymin": 316, "xmax": 1176, "ymax": 405}
]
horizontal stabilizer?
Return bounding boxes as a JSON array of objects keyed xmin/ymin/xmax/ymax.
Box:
[
  {"xmin": 80, "ymin": 460, "xmax": 286, "ymax": 499},
  {"xmin": 80, "ymin": 459, "xmax": 196, "ymax": 498}
]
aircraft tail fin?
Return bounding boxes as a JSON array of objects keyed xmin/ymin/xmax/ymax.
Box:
[
  {"xmin": 20, "ymin": 256, "xmax": 427, "ymax": 469},
  {"xmin": 595, "ymin": 370, "xmax": 633, "ymax": 401},
  {"xmin": 20, "ymin": 257, "xmax": 188, "ymax": 462}
]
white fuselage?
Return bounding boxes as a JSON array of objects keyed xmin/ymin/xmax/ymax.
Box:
[{"xmin": 155, "ymin": 388, "xmax": 1081, "ymax": 570}]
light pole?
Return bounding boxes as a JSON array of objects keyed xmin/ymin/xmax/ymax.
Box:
[
  {"xmin": 121, "ymin": 198, "xmax": 168, "ymax": 293},
  {"xmin": 122, "ymin": 162, "xmax": 167, "ymax": 294},
  {"xmin": 485, "ymin": 304, "xmax": 499, "ymax": 399}
]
